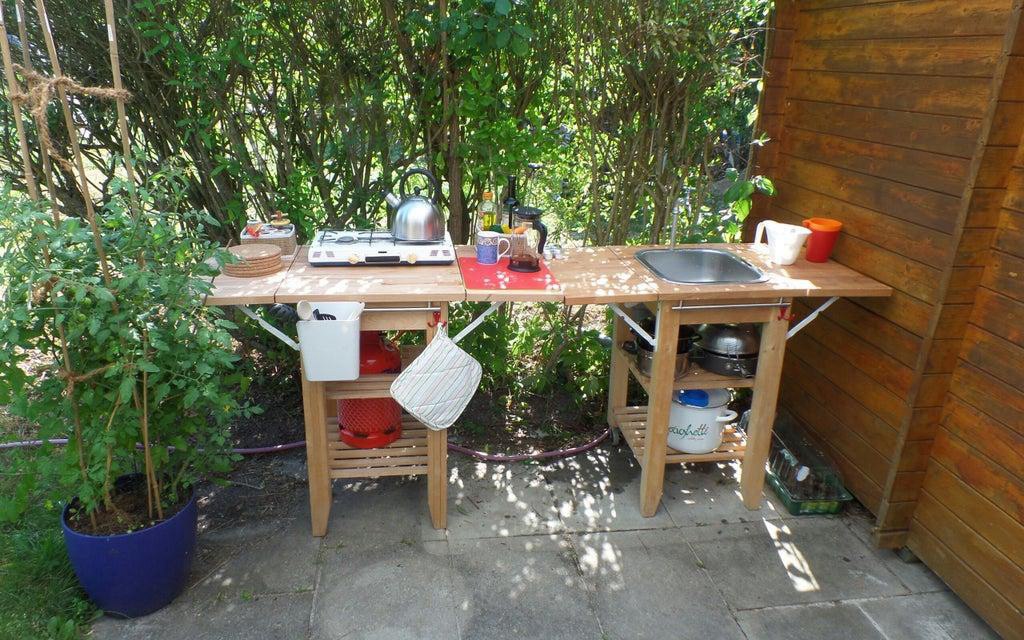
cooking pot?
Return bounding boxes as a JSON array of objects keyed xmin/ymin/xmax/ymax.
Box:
[
  {"xmin": 384, "ymin": 168, "xmax": 446, "ymax": 242},
  {"xmin": 622, "ymin": 323, "xmax": 700, "ymax": 379},
  {"xmin": 692, "ymin": 323, "xmax": 760, "ymax": 378},
  {"xmin": 668, "ymin": 389, "xmax": 738, "ymax": 454},
  {"xmin": 622, "ymin": 340, "xmax": 690, "ymax": 379}
]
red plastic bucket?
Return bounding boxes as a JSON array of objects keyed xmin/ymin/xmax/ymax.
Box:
[{"xmin": 802, "ymin": 218, "xmax": 843, "ymax": 262}]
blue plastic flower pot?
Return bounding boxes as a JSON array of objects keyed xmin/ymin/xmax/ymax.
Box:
[{"xmin": 61, "ymin": 476, "xmax": 197, "ymax": 618}]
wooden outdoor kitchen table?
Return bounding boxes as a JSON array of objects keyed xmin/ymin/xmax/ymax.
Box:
[{"xmin": 205, "ymin": 243, "xmax": 890, "ymax": 534}]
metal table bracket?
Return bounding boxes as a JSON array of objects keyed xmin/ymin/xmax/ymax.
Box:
[
  {"xmin": 786, "ymin": 296, "xmax": 839, "ymax": 340},
  {"xmin": 609, "ymin": 303, "xmax": 657, "ymax": 348},
  {"xmin": 235, "ymin": 305, "xmax": 300, "ymax": 351},
  {"xmin": 452, "ymin": 302, "xmax": 503, "ymax": 344}
]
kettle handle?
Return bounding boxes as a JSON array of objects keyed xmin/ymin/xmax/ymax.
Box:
[{"xmin": 399, "ymin": 168, "xmax": 440, "ymax": 202}]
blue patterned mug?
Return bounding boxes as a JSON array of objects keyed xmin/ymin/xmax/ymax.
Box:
[{"xmin": 476, "ymin": 231, "xmax": 511, "ymax": 265}]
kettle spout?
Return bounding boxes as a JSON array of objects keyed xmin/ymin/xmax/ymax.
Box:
[{"xmin": 384, "ymin": 193, "xmax": 401, "ymax": 209}]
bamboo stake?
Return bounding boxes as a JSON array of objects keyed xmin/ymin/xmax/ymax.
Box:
[
  {"xmin": 101, "ymin": 0, "xmax": 139, "ymax": 209},
  {"xmin": 32, "ymin": 0, "xmax": 115, "ymax": 289},
  {"xmin": 0, "ymin": 4, "xmax": 38, "ymax": 200},
  {"xmin": 102, "ymin": 0, "xmax": 161, "ymax": 519},
  {"xmin": 13, "ymin": 0, "xmax": 60, "ymax": 225}
]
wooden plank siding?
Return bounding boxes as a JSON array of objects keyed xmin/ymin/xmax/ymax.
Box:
[{"xmin": 747, "ymin": 0, "xmax": 1021, "ymax": 563}]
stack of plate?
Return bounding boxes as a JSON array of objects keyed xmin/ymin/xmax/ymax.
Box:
[{"xmin": 223, "ymin": 244, "xmax": 283, "ymax": 277}]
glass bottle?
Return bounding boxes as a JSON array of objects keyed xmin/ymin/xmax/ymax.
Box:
[{"xmin": 479, "ymin": 191, "xmax": 496, "ymax": 230}]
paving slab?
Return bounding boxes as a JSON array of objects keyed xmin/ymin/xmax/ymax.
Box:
[
  {"xmin": 189, "ymin": 506, "xmax": 321, "ymax": 599},
  {"xmin": 91, "ymin": 592, "xmax": 313, "ymax": 640},
  {"xmin": 575, "ymin": 529, "xmax": 744, "ymax": 640},
  {"xmin": 325, "ymin": 475, "xmax": 445, "ymax": 550},
  {"xmin": 313, "ymin": 538, "xmax": 458, "ymax": 640},
  {"xmin": 735, "ymin": 601, "xmax": 886, "ymax": 640},
  {"xmin": 686, "ymin": 517, "xmax": 907, "ymax": 609},
  {"xmin": 856, "ymin": 591, "xmax": 999, "ymax": 639},
  {"xmin": 661, "ymin": 461, "xmax": 786, "ymax": 527},
  {"xmin": 839, "ymin": 504, "xmax": 949, "ymax": 594},
  {"xmin": 448, "ymin": 534, "xmax": 603, "ymax": 640},
  {"xmin": 543, "ymin": 445, "xmax": 675, "ymax": 532},
  {"xmin": 434, "ymin": 458, "xmax": 563, "ymax": 540}
]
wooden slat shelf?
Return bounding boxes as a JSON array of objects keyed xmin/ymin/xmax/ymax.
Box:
[
  {"xmin": 612, "ymin": 406, "xmax": 746, "ymax": 465},
  {"xmin": 325, "ymin": 416, "xmax": 429, "ymax": 479},
  {"xmin": 618, "ymin": 344, "xmax": 757, "ymax": 392},
  {"xmin": 323, "ymin": 344, "xmax": 424, "ymax": 400}
]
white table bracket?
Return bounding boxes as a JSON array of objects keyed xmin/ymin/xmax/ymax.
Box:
[
  {"xmin": 235, "ymin": 305, "xmax": 300, "ymax": 351},
  {"xmin": 786, "ymin": 296, "xmax": 839, "ymax": 340},
  {"xmin": 452, "ymin": 302, "xmax": 503, "ymax": 344},
  {"xmin": 609, "ymin": 303, "xmax": 657, "ymax": 348}
]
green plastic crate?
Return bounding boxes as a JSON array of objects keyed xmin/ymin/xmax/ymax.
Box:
[{"xmin": 766, "ymin": 427, "xmax": 853, "ymax": 516}]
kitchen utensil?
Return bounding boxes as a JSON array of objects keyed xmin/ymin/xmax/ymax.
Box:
[
  {"xmin": 621, "ymin": 340, "xmax": 690, "ymax": 379},
  {"xmin": 295, "ymin": 302, "xmax": 365, "ymax": 381},
  {"xmin": 475, "ymin": 230, "xmax": 511, "ymax": 265},
  {"xmin": 296, "ymin": 300, "xmax": 314, "ymax": 321},
  {"xmin": 691, "ymin": 323, "xmax": 760, "ymax": 378},
  {"xmin": 802, "ymin": 217, "xmax": 843, "ymax": 262},
  {"xmin": 667, "ymin": 388, "xmax": 738, "ymax": 454},
  {"xmin": 507, "ymin": 206, "xmax": 548, "ymax": 273},
  {"xmin": 754, "ymin": 220, "xmax": 811, "ymax": 265},
  {"xmin": 384, "ymin": 168, "xmax": 446, "ymax": 242}
]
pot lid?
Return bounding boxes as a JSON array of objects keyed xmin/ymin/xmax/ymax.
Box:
[
  {"xmin": 673, "ymin": 388, "xmax": 730, "ymax": 409},
  {"xmin": 698, "ymin": 323, "xmax": 760, "ymax": 356},
  {"xmin": 514, "ymin": 205, "xmax": 543, "ymax": 220}
]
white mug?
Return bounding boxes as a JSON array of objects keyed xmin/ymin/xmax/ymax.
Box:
[{"xmin": 754, "ymin": 220, "xmax": 811, "ymax": 266}]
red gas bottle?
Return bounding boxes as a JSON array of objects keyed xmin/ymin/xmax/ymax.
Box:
[{"xmin": 337, "ymin": 331, "xmax": 403, "ymax": 448}]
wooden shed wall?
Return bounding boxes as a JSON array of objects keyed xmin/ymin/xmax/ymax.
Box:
[
  {"xmin": 904, "ymin": 133, "xmax": 1024, "ymax": 640},
  {"xmin": 749, "ymin": 0, "xmax": 1021, "ymax": 545}
]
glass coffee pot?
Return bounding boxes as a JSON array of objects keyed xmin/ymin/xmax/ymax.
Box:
[{"xmin": 508, "ymin": 206, "xmax": 548, "ymax": 273}]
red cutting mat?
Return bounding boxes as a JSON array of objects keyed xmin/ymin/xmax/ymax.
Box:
[{"xmin": 458, "ymin": 257, "xmax": 560, "ymax": 291}]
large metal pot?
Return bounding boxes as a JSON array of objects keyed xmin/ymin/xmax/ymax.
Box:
[
  {"xmin": 622, "ymin": 324, "xmax": 700, "ymax": 379},
  {"xmin": 692, "ymin": 323, "xmax": 760, "ymax": 378},
  {"xmin": 384, "ymin": 168, "xmax": 446, "ymax": 242}
]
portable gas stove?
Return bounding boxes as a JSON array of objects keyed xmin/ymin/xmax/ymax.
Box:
[{"xmin": 307, "ymin": 229, "xmax": 456, "ymax": 266}]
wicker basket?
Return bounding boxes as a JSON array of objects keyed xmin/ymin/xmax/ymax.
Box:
[{"xmin": 241, "ymin": 224, "xmax": 297, "ymax": 256}]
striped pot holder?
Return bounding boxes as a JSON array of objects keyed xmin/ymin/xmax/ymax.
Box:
[{"xmin": 389, "ymin": 325, "xmax": 482, "ymax": 431}]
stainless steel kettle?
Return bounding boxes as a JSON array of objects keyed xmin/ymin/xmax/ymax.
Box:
[{"xmin": 384, "ymin": 168, "xmax": 446, "ymax": 242}]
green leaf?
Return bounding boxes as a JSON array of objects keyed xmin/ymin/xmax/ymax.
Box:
[
  {"xmin": 495, "ymin": 29, "xmax": 511, "ymax": 48},
  {"xmin": 494, "ymin": 0, "xmax": 511, "ymax": 15},
  {"xmin": 510, "ymin": 35, "xmax": 529, "ymax": 57},
  {"xmin": 137, "ymin": 360, "xmax": 160, "ymax": 373},
  {"xmin": 732, "ymin": 198, "xmax": 752, "ymax": 221},
  {"xmin": 755, "ymin": 176, "xmax": 776, "ymax": 196},
  {"xmin": 722, "ymin": 180, "xmax": 754, "ymax": 205},
  {"xmin": 118, "ymin": 376, "xmax": 135, "ymax": 403},
  {"xmin": 725, "ymin": 167, "xmax": 739, "ymax": 182}
]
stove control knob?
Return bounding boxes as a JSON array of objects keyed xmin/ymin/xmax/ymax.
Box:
[
  {"xmin": 407, "ymin": 253, "xmax": 418, "ymax": 264},
  {"xmin": 348, "ymin": 254, "xmax": 360, "ymax": 265}
]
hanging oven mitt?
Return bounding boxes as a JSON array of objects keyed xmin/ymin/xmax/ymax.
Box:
[{"xmin": 390, "ymin": 324, "xmax": 482, "ymax": 431}]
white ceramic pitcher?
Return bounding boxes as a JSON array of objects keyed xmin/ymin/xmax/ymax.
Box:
[{"xmin": 754, "ymin": 220, "xmax": 811, "ymax": 265}]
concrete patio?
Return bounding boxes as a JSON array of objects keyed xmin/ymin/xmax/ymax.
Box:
[{"xmin": 92, "ymin": 445, "xmax": 996, "ymax": 640}]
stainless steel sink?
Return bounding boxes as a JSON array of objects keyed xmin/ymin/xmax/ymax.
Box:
[{"xmin": 635, "ymin": 248, "xmax": 767, "ymax": 284}]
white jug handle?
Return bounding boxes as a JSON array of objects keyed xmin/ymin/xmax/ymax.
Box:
[
  {"xmin": 754, "ymin": 221, "xmax": 767, "ymax": 246},
  {"xmin": 717, "ymin": 409, "xmax": 739, "ymax": 423}
]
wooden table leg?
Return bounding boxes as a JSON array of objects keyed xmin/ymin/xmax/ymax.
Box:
[
  {"xmin": 300, "ymin": 366, "xmax": 331, "ymax": 536},
  {"xmin": 741, "ymin": 311, "xmax": 789, "ymax": 509},
  {"xmin": 426, "ymin": 302, "xmax": 448, "ymax": 529},
  {"xmin": 427, "ymin": 428, "xmax": 447, "ymax": 528},
  {"xmin": 640, "ymin": 302, "xmax": 680, "ymax": 517},
  {"xmin": 607, "ymin": 314, "xmax": 629, "ymax": 428}
]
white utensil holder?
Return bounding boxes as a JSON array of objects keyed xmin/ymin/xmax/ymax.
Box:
[{"xmin": 296, "ymin": 302, "xmax": 365, "ymax": 381}]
